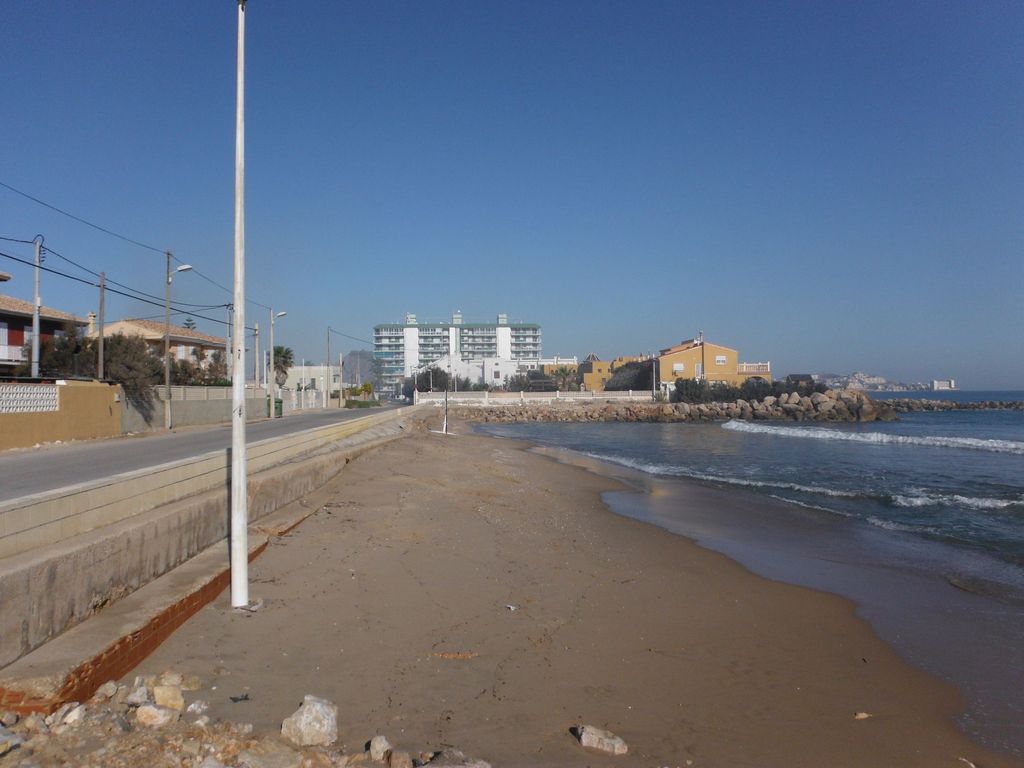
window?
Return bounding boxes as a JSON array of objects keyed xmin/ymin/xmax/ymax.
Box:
[
  {"xmin": 493, "ymin": 370, "xmax": 501, "ymax": 379},
  {"xmin": 715, "ymin": 355, "xmax": 727, "ymax": 365},
  {"xmin": 672, "ymin": 363, "xmax": 685, "ymax": 373}
]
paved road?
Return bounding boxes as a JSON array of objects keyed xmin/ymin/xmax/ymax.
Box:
[{"xmin": 0, "ymin": 405, "xmax": 404, "ymax": 503}]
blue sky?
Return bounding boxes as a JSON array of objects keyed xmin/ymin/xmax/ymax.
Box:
[{"xmin": 1, "ymin": 1, "xmax": 1021, "ymax": 387}]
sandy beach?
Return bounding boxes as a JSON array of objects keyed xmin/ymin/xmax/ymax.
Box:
[{"xmin": 129, "ymin": 417, "xmax": 1022, "ymax": 767}]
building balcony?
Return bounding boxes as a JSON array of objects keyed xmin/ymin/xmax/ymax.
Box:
[
  {"xmin": 737, "ymin": 362, "xmax": 771, "ymax": 375},
  {"xmin": 0, "ymin": 345, "xmax": 25, "ymax": 363}
]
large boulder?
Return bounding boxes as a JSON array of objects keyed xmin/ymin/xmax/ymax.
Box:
[{"xmin": 281, "ymin": 695, "xmax": 338, "ymax": 747}]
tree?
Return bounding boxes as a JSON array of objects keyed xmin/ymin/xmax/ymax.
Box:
[
  {"xmin": 183, "ymin": 317, "xmax": 197, "ymax": 330},
  {"xmin": 506, "ymin": 373, "xmax": 530, "ymax": 392},
  {"xmin": 550, "ymin": 366, "xmax": 577, "ymax": 392},
  {"xmin": 18, "ymin": 321, "xmax": 97, "ymax": 379},
  {"xmin": 273, "ymin": 346, "xmax": 294, "ymax": 387},
  {"xmin": 605, "ymin": 361, "xmax": 652, "ymax": 392}
]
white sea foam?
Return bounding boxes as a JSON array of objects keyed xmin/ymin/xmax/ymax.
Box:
[
  {"xmin": 721, "ymin": 420, "xmax": 1024, "ymax": 455},
  {"xmin": 891, "ymin": 493, "xmax": 1022, "ymax": 510},
  {"xmin": 583, "ymin": 451, "xmax": 862, "ymax": 498}
]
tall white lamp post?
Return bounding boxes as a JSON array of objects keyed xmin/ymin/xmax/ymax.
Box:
[
  {"xmin": 164, "ymin": 252, "xmax": 192, "ymax": 430},
  {"xmin": 230, "ymin": 0, "xmax": 249, "ymax": 608}
]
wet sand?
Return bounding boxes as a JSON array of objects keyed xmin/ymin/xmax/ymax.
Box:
[{"xmin": 131, "ymin": 421, "xmax": 1022, "ymax": 766}]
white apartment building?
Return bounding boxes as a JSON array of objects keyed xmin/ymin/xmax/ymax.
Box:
[{"xmin": 374, "ymin": 312, "xmax": 542, "ymax": 390}]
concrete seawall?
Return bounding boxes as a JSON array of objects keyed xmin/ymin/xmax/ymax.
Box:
[{"xmin": 0, "ymin": 407, "xmax": 419, "ymax": 669}]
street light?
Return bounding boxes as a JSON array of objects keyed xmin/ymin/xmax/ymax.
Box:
[
  {"xmin": 268, "ymin": 309, "xmax": 286, "ymax": 411},
  {"xmin": 0, "ymin": 271, "xmax": 11, "ymax": 282},
  {"xmin": 164, "ymin": 253, "xmax": 192, "ymax": 430}
]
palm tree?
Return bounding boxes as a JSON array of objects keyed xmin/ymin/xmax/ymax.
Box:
[
  {"xmin": 273, "ymin": 346, "xmax": 294, "ymax": 387},
  {"xmin": 551, "ymin": 366, "xmax": 575, "ymax": 392}
]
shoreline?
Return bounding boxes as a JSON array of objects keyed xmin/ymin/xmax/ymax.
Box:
[
  {"xmin": 122, "ymin": 418, "xmax": 1021, "ymax": 767},
  {"xmin": 524, "ymin": 439, "xmax": 1024, "ymax": 759}
]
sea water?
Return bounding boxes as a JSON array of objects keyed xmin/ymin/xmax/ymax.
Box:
[{"xmin": 477, "ymin": 393, "xmax": 1024, "ymax": 756}]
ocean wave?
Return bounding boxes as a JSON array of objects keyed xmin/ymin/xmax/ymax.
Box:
[
  {"xmin": 865, "ymin": 516, "xmax": 943, "ymax": 536},
  {"xmin": 582, "ymin": 451, "xmax": 864, "ymax": 498},
  {"xmin": 891, "ymin": 493, "xmax": 1022, "ymax": 510},
  {"xmin": 721, "ymin": 420, "xmax": 1024, "ymax": 455}
]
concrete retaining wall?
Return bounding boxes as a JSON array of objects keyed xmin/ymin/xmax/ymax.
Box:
[
  {"xmin": 0, "ymin": 407, "xmax": 419, "ymax": 668},
  {"xmin": 121, "ymin": 392, "xmax": 269, "ymax": 433}
]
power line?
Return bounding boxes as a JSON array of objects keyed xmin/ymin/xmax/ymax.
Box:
[
  {"xmin": 1, "ymin": 181, "xmax": 274, "ymax": 310},
  {"xmin": 0, "ymin": 179, "xmax": 165, "ymax": 254},
  {"xmin": 0, "ymin": 249, "xmax": 255, "ymax": 331},
  {"xmin": 41, "ymin": 244, "xmax": 228, "ymax": 310},
  {"xmin": 328, "ymin": 326, "xmax": 373, "ymax": 346}
]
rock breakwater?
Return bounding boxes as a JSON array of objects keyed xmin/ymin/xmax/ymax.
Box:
[
  {"xmin": 450, "ymin": 389, "xmax": 898, "ymax": 424},
  {"xmin": 884, "ymin": 398, "xmax": 1023, "ymax": 412}
]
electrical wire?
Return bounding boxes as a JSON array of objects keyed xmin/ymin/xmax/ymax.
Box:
[
  {"xmin": 0, "ymin": 249, "xmax": 255, "ymax": 331},
  {"xmin": 1, "ymin": 180, "xmax": 275, "ymax": 310},
  {"xmin": 41, "ymin": 244, "xmax": 225, "ymax": 310},
  {"xmin": 0, "ymin": 180, "xmax": 165, "ymax": 254},
  {"xmin": 328, "ymin": 326, "xmax": 373, "ymax": 346}
]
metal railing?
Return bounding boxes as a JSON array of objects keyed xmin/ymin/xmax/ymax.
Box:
[
  {"xmin": 737, "ymin": 362, "xmax": 771, "ymax": 374},
  {"xmin": 415, "ymin": 389, "xmax": 655, "ymax": 405}
]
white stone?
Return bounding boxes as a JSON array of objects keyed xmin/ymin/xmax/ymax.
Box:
[
  {"xmin": 62, "ymin": 705, "xmax": 86, "ymax": 726},
  {"xmin": 95, "ymin": 681, "xmax": 119, "ymax": 700},
  {"xmin": 186, "ymin": 699, "xmax": 209, "ymax": 715},
  {"xmin": 280, "ymin": 694, "xmax": 338, "ymax": 747},
  {"xmin": 198, "ymin": 757, "xmax": 227, "ymax": 768},
  {"xmin": 577, "ymin": 724, "xmax": 628, "ymax": 755},
  {"xmin": 153, "ymin": 684, "xmax": 185, "ymax": 711},
  {"xmin": 135, "ymin": 704, "xmax": 179, "ymax": 728},
  {"xmin": 125, "ymin": 685, "xmax": 150, "ymax": 707},
  {"xmin": 370, "ymin": 734, "xmax": 392, "ymax": 762}
]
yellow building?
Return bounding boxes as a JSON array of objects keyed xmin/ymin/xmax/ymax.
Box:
[
  {"xmin": 538, "ymin": 361, "xmax": 579, "ymax": 377},
  {"xmin": 657, "ymin": 337, "xmax": 771, "ymax": 389},
  {"xmin": 611, "ymin": 355, "xmax": 644, "ymax": 369},
  {"xmin": 95, "ymin": 318, "xmax": 226, "ymax": 364},
  {"xmin": 578, "ymin": 353, "xmax": 613, "ymax": 392}
]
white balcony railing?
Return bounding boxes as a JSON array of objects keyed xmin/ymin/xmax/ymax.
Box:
[
  {"xmin": 737, "ymin": 362, "xmax": 771, "ymax": 374},
  {"xmin": 0, "ymin": 345, "xmax": 25, "ymax": 363}
]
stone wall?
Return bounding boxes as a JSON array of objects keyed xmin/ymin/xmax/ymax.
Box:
[{"xmin": 451, "ymin": 389, "xmax": 898, "ymax": 424}]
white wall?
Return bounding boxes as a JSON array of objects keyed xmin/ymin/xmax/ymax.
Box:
[
  {"xmin": 403, "ymin": 326, "xmax": 420, "ymax": 376},
  {"xmin": 496, "ymin": 326, "xmax": 512, "ymax": 360}
]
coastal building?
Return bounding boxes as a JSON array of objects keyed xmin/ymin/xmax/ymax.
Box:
[
  {"xmin": 374, "ymin": 312, "xmax": 542, "ymax": 391},
  {"xmin": 578, "ymin": 354, "xmax": 613, "ymax": 391},
  {"xmin": 0, "ymin": 294, "xmax": 87, "ymax": 375},
  {"xmin": 95, "ymin": 318, "xmax": 226, "ymax": 365},
  {"xmin": 656, "ymin": 335, "xmax": 771, "ymax": 393},
  {"xmin": 932, "ymin": 379, "xmax": 957, "ymax": 391}
]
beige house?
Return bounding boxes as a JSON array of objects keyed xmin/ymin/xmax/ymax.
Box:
[
  {"xmin": 657, "ymin": 337, "xmax": 771, "ymax": 389},
  {"xmin": 94, "ymin": 318, "xmax": 226, "ymax": 364}
]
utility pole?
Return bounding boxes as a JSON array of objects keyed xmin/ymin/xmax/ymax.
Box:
[
  {"xmin": 98, "ymin": 272, "xmax": 105, "ymax": 379},
  {"xmin": 326, "ymin": 327, "xmax": 331, "ymax": 408},
  {"xmin": 699, "ymin": 329, "xmax": 705, "ymax": 383},
  {"xmin": 253, "ymin": 321, "xmax": 260, "ymax": 387},
  {"xmin": 31, "ymin": 236, "xmax": 42, "ymax": 377},
  {"xmin": 230, "ymin": 0, "xmax": 249, "ymax": 609},
  {"xmin": 268, "ymin": 309, "xmax": 285, "ymax": 414},
  {"xmin": 225, "ymin": 304, "xmax": 233, "ymax": 378},
  {"xmin": 164, "ymin": 251, "xmax": 191, "ymax": 429}
]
